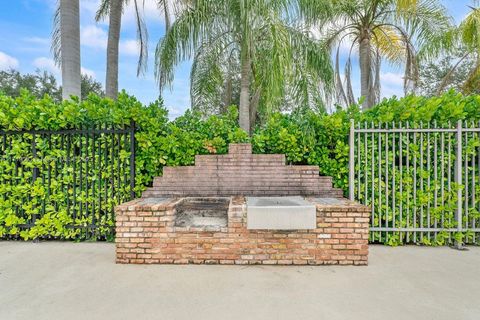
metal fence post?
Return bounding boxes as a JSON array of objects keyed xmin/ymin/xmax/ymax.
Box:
[
  {"xmin": 129, "ymin": 120, "xmax": 136, "ymax": 200},
  {"xmin": 349, "ymin": 119, "xmax": 355, "ymax": 201},
  {"xmin": 454, "ymin": 120, "xmax": 463, "ymax": 249},
  {"xmin": 31, "ymin": 133, "xmax": 39, "ymax": 242}
]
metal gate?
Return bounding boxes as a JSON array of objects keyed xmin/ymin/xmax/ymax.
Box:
[{"xmin": 349, "ymin": 120, "xmax": 480, "ymax": 245}]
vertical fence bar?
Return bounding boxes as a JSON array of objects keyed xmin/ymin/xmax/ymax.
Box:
[
  {"xmin": 91, "ymin": 128, "xmax": 96, "ymax": 236},
  {"xmin": 472, "ymin": 121, "xmax": 480, "ymax": 242},
  {"xmin": 470, "ymin": 121, "xmax": 475, "ymax": 240},
  {"xmin": 427, "ymin": 123, "xmax": 431, "ymax": 242},
  {"xmin": 364, "ymin": 122, "xmax": 368, "ymax": 204},
  {"xmin": 464, "ymin": 122, "xmax": 468, "ymax": 233},
  {"xmin": 399, "ymin": 122, "xmax": 403, "ymax": 240},
  {"xmin": 448, "ymin": 123, "xmax": 452, "ymax": 243},
  {"xmin": 349, "ymin": 119, "xmax": 355, "ymax": 201},
  {"xmin": 419, "ymin": 122, "xmax": 424, "ymax": 242},
  {"xmin": 392, "ymin": 122, "xmax": 396, "ymax": 238},
  {"xmin": 384, "ymin": 123, "xmax": 390, "ymax": 239},
  {"xmin": 434, "ymin": 121, "xmax": 438, "ymax": 240},
  {"xmin": 130, "ymin": 120, "xmax": 136, "ymax": 200},
  {"xmin": 413, "ymin": 127, "xmax": 417, "ymax": 243},
  {"xmin": 475, "ymin": 121, "xmax": 479, "ymax": 243},
  {"xmin": 31, "ymin": 133, "xmax": 38, "ymax": 229},
  {"xmin": 406, "ymin": 122, "xmax": 410, "ymax": 242},
  {"xmin": 455, "ymin": 120, "xmax": 463, "ymax": 248},
  {"xmin": 370, "ymin": 122, "xmax": 375, "ymax": 233}
]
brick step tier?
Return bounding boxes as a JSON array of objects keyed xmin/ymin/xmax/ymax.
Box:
[
  {"xmin": 142, "ymin": 188, "xmax": 344, "ymax": 198},
  {"xmin": 144, "ymin": 143, "xmax": 343, "ymax": 198}
]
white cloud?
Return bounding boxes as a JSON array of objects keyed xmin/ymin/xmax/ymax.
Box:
[
  {"xmin": 166, "ymin": 105, "xmax": 184, "ymax": 119},
  {"xmin": 79, "ymin": 0, "xmax": 168, "ymax": 26},
  {"xmin": 33, "ymin": 57, "xmax": 96, "ymax": 79},
  {"xmin": 80, "ymin": 0, "xmax": 101, "ymax": 15},
  {"xmin": 122, "ymin": 0, "xmax": 164, "ymax": 24},
  {"xmin": 380, "ymin": 72, "xmax": 404, "ymax": 98},
  {"xmin": 81, "ymin": 67, "xmax": 96, "ymax": 78},
  {"xmin": 0, "ymin": 52, "xmax": 19, "ymax": 70},
  {"xmin": 81, "ymin": 25, "xmax": 108, "ymax": 49},
  {"xmin": 120, "ymin": 39, "xmax": 140, "ymax": 56},
  {"xmin": 380, "ymin": 72, "xmax": 404, "ymax": 87},
  {"xmin": 33, "ymin": 57, "xmax": 60, "ymax": 74},
  {"xmin": 23, "ymin": 37, "xmax": 50, "ymax": 45},
  {"xmin": 81, "ymin": 24, "xmax": 140, "ymax": 57}
]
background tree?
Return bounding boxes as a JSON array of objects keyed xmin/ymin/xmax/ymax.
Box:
[
  {"xmin": 156, "ymin": 0, "xmax": 333, "ymax": 134},
  {"xmin": 0, "ymin": 69, "xmax": 103, "ymax": 101},
  {"xmin": 299, "ymin": 0, "xmax": 452, "ymax": 109},
  {"xmin": 431, "ymin": 5, "xmax": 480, "ymax": 95},
  {"xmin": 417, "ymin": 50, "xmax": 480, "ymax": 96},
  {"xmin": 52, "ymin": 0, "xmax": 82, "ymax": 100}
]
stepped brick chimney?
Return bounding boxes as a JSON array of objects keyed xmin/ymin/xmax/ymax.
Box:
[{"xmin": 142, "ymin": 143, "xmax": 344, "ymax": 198}]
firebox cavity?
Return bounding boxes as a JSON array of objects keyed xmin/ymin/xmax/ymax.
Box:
[{"xmin": 174, "ymin": 197, "xmax": 230, "ymax": 228}]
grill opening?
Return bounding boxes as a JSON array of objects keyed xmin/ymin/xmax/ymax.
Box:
[{"xmin": 174, "ymin": 197, "xmax": 230, "ymax": 228}]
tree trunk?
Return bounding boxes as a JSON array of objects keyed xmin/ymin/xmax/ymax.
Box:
[
  {"xmin": 359, "ymin": 35, "xmax": 374, "ymax": 109},
  {"xmin": 105, "ymin": 0, "xmax": 123, "ymax": 100},
  {"xmin": 239, "ymin": 50, "xmax": 251, "ymax": 134},
  {"xmin": 249, "ymin": 88, "xmax": 261, "ymax": 132},
  {"xmin": 60, "ymin": 0, "xmax": 81, "ymax": 100},
  {"xmin": 222, "ymin": 73, "xmax": 232, "ymax": 113}
]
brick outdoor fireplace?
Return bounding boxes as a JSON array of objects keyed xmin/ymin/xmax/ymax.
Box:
[{"xmin": 115, "ymin": 144, "xmax": 370, "ymax": 265}]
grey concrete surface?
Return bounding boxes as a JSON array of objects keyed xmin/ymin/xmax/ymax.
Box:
[{"xmin": 0, "ymin": 242, "xmax": 479, "ymax": 320}]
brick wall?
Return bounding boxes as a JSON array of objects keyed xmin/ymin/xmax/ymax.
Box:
[
  {"xmin": 142, "ymin": 143, "xmax": 344, "ymax": 198},
  {"xmin": 115, "ymin": 197, "xmax": 370, "ymax": 265}
]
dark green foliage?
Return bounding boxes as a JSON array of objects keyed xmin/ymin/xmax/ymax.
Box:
[
  {"xmin": 0, "ymin": 90, "xmax": 479, "ymax": 242},
  {"xmin": 0, "ymin": 91, "xmax": 168, "ymax": 240},
  {"xmin": 0, "ymin": 69, "xmax": 104, "ymax": 102}
]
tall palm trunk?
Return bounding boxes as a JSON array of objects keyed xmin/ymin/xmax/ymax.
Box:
[
  {"xmin": 359, "ymin": 35, "xmax": 374, "ymax": 109},
  {"xmin": 222, "ymin": 73, "xmax": 232, "ymax": 112},
  {"xmin": 60, "ymin": 0, "xmax": 81, "ymax": 100},
  {"xmin": 239, "ymin": 50, "xmax": 251, "ymax": 134},
  {"xmin": 249, "ymin": 88, "xmax": 261, "ymax": 133},
  {"xmin": 105, "ymin": 0, "xmax": 123, "ymax": 99}
]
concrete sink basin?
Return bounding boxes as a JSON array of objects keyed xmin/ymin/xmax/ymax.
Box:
[{"xmin": 246, "ymin": 196, "xmax": 316, "ymax": 230}]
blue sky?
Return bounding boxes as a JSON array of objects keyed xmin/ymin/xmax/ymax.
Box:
[{"xmin": 0, "ymin": 0, "xmax": 472, "ymax": 118}]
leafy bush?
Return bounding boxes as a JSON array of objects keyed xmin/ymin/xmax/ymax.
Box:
[
  {"xmin": 0, "ymin": 91, "xmax": 248, "ymax": 240},
  {"xmin": 0, "ymin": 89, "xmax": 478, "ymax": 243}
]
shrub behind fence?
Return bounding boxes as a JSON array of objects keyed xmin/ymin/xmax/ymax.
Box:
[
  {"xmin": 350, "ymin": 120, "xmax": 480, "ymax": 246},
  {"xmin": 0, "ymin": 123, "xmax": 136, "ymax": 240}
]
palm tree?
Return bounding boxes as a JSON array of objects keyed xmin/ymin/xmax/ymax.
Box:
[
  {"xmin": 95, "ymin": 0, "xmax": 149, "ymax": 100},
  {"xmin": 52, "ymin": 0, "xmax": 81, "ymax": 100},
  {"xmin": 95, "ymin": 0, "xmax": 188, "ymax": 100},
  {"xmin": 300, "ymin": 0, "xmax": 452, "ymax": 109},
  {"xmin": 155, "ymin": 0, "xmax": 333, "ymax": 134},
  {"xmin": 435, "ymin": 5, "xmax": 480, "ymax": 94}
]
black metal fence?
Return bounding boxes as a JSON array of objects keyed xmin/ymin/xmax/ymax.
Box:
[{"xmin": 0, "ymin": 122, "xmax": 136, "ymax": 240}]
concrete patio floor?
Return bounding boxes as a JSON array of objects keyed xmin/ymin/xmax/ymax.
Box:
[{"xmin": 0, "ymin": 242, "xmax": 479, "ymax": 320}]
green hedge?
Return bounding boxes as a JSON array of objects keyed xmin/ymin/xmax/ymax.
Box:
[{"xmin": 0, "ymin": 90, "xmax": 479, "ymax": 242}]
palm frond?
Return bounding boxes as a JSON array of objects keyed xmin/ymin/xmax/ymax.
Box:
[
  {"xmin": 133, "ymin": 0, "xmax": 148, "ymax": 76},
  {"xmin": 51, "ymin": 2, "xmax": 62, "ymax": 67},
  {"xmin": 95, "ymin": 0, "xmax": 111, "ymax": 21}
]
